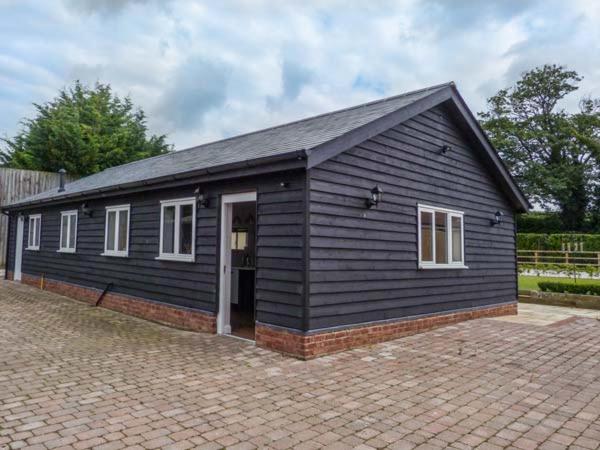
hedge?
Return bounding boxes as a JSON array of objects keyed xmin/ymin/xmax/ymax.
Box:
[
  {"xmin": 517, "ymin": 212, "xmax": 564, "ymax": 233},
  {"xmin": 516, "ymin": 211, "xmax": 600, "ymax": 233},
  {"xmin": 538, "ymin": 281, "xmax": 600, "ymax": 296},
  {"xmin": 517, "ymin": 233, "xmax": 600, "ymax": 251}
]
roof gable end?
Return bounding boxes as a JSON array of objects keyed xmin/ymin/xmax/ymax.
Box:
[{"xmin": 306, "ymin": 84, "xmax": 530, "ymax": 213}]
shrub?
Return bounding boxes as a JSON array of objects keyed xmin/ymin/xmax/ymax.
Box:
[{"xmin": 538, "ymin": 281, "xmax": 600, "ymax": 296}]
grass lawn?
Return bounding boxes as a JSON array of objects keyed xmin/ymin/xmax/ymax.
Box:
[{"xmin": 519, "ymin": 275, "xmax": 600, "ymax": 291}]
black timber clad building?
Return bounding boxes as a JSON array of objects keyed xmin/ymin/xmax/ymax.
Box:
[{"xmin": 3, "ymin": 83, "xmax": 529, "ymax": 357}]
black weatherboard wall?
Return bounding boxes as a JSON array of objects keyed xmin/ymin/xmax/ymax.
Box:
[
  {"xmin": 13, "ymin": 170, "xmax": 306, "ymax": 329},
  {"xmin": 307, "ymin": 106, "xmax": 516, "ymax": 330}
]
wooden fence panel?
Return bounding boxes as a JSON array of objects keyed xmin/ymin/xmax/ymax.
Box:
[{"xmin": 0, "ymin": 168, "xmax": 72, "ymax": 268}]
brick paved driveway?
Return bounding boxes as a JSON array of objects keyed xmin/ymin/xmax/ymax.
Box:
[{"xmin": 1, "ymin": 281, "xmax": 600, "ymax": 450}]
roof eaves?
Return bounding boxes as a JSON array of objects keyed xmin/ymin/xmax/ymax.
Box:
[
  {"xmin": 2, "ymin": 149, "xmax": 307, "ymax": 211},
  {"xmin": 446, "ymin": 87, "xmax": 531, "ymax": 212}
]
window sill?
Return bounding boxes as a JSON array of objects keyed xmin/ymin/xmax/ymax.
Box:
[
  {"xmin": 419, "ymin": 264, "xmax": 469, "ymax": 270},
  {"xmin": 155, "ymin": 255, "xmax": 195, "ymax": 263},
  {"xmin": 57, "ymin": 249, "xmax": 76, "ymax": 254},
  {"xmin": 101, "ymin": 252, "xmax": 129, "ymax": 258},
  {"xmin": 25, "ymin": 247, "xmax": 39, "ymax": 251}
]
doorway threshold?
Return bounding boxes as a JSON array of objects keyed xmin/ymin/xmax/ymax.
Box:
[{"xmin": 223, "ymin": 334, "xmax": 256, "ymax": 344}]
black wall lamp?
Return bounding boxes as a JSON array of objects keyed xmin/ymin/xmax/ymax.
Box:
[
  {"xmin": 195, "ymin": 188, "xmax": 209, "ymax": 208},
  {"xmin": 280, "ymin": 181, "xmax": 290, "ymax": 188},
  {"xmin": 365, "ymin": 185, "xmax": 383, "ymax": 209},
  {"xmin": 440, "ymin": 144, "xmax": 451, "ymax": 155},
  {"xmin": 80, "ymin": 202, "xmax": 93, "ymax": 217},
  {"xmin": 491, "ymin": 210, "xmax": 504, "ymax": 226}
]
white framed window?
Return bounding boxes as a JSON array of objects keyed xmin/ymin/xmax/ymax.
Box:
[
  {"xmin": 102, "ymin": 204, "xmax": 130, "ymax": 257},
  {"xmin": 418, "ymin": 204, "xmax": 466, "ymax": 269},
  {"xmin": 27, "ymin": 214, "xmax": 41, "ymax": 250},
  {"xmin": 157, "ymin": 197, "xmax": 196, "ymax": 262},
  {"xmin": 58, "ymin": 210, "xmax": 78, "ymax": 253}
]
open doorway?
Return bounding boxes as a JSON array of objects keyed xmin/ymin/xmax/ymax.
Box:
[{"xmin": 218, "ymin": 192, "xmax": 257, "ymax": 340}]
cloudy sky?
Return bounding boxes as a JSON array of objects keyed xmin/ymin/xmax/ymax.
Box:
[{"xmin": 1, "ymin": 0, "xmax": 599, "ymax": 150}]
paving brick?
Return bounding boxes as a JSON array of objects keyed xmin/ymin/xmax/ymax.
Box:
[{"xmin": 2, "ymin": 281, "xmax": 600, "ymax": 449}]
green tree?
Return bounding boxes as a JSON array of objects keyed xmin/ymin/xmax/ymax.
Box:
[
  {"xmin": 479, "ymin": 64, "xmax": 600, "ymax": 230},
  {"xmin": 1, "ymin": 81, "xmax": 171, "ymax": 177}
]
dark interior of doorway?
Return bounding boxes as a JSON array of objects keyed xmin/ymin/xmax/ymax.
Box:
[{"xmin": 230, "ymin": 201, "xmax": 256, "ymax": 340}]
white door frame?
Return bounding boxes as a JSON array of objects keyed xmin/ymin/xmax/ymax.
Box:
[
  {"xmin": 14, "ymin": 215, "xmax": 24, "ymax": 281},
  {"xmin": 218, "ymin": 191, "xmax": 257, "ymax": 335}
]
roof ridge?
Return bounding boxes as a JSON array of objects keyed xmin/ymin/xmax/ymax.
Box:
[{"xmin": 99, "ymin": 82, "xmax": 453, "ymax": 174}]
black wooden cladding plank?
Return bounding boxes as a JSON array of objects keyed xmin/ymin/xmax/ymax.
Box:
[
  {"xmin": 257, "ymin": 268, "xmax": 303, "ymax": 283},
  {"xmin": 311, "ymin": 237, "xmax": 415, "ymax": 252},
  {"xmin": 257, "ymin": 257, "xmax": 304, "ymax": 271},
  {"xmin": 256, "ymin": 278, "xmax": 303, "ymax": 295},
  {"xmin": 310, "ymin": 247, "xmax": 414, "ymax": 261},
  {"xmin": 258, "ymin": 189, "xmax": 303, "ymax": 204},
  {"xmin": 310, "ymin": 213, "xmax": 414, "ymax": 232},
  {"xmin": 258, "ymin": 213, "xmax": 303, "ymax": 225},
  {"xmin": 256, "ymin": 301, "xmax": 303, "ymax": 317},
  {"xmin": 259, "ymin": 202, "xmax": 303, "ymax": 214},
  {"xmin": 311, "ymin": 224, "xmax": 415, "ymax": 242},
  {"xmin": 256, "ymin": 311, "xmax": 303, "ymax": 329},
  {"xmin": 310, "ymin": 259, "xmax": 517, "ymax": 271},
  {"xmin": 310, "ymin": 269, "xmax": 514, "ymax": 283},
  {"xmin": 257, "ymin": 225, "xmax": 303, "ymax": 237},
  {"xmin": 258, "ymin": 247, "xmax": 303, "ymax": 259},
  {"xmin": 310, "ymin": 276, "xmax": 516, "ymax": 295},
  {"xmin": 257, "ymin": 236, "xmax": 304, "ymax": 248},
  {"xmin": 256, "ymin": 289, "xmax": 303, "ymax": 305},
  {"xmin": 311, "ymin": 286, "xmax": 516, "ymax": 312}
]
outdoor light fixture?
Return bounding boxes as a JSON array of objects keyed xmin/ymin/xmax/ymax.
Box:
[
  {"xmin": 80, "ymin": 202, "xmax": 93, "ymax": 217},
  {"xmin": 440, "ymin": 144, "xmax": 451, "ymax": 155},
  {"xmin": 280, "ymin": 181, "xmax": 290, "ymax": 188},
  {"xmin": 491, "ymin": 210, "xmax": 504, "ymax": 226},
  {"xmin": 197, "ymin": 193, "xmax": 209, "ymax": 208},
  {"xmin": 194, "ymin": 187, "xmax": 209, "ymax": 208},
  {"xmin": 366, "ymin": 185, "xmax": 383, "ymax": 208}
]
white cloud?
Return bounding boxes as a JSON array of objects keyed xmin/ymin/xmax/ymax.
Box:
[{"xmin": 0, "ymin": 0, "xmax": 599, "ymax": 149}]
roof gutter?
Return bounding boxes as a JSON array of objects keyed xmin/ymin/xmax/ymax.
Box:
[{"xmin": 2, "ymin": 149, "xmax": 308, "ymax": 211}]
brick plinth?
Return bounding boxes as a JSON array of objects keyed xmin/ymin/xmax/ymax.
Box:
[
  {"xmin": 256, "ymin": 302, "xmax": 517, "ymax": 359},
  {"xmin": 6, "ymin": 271, "xmax": 14, "ymax": 280},
  {"xmin": 19, "ymin": 273, "xmax": 216, "ymax": 333}
]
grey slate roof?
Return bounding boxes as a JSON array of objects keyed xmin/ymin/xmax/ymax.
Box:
[{"xmin": 6, "ymin": 83, "xmax": 452, "ymax": 207}]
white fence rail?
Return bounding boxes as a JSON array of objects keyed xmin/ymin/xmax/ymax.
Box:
[{"xmin": 518, "ymin": 250, "xmax": 600, "ymax": 269}]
